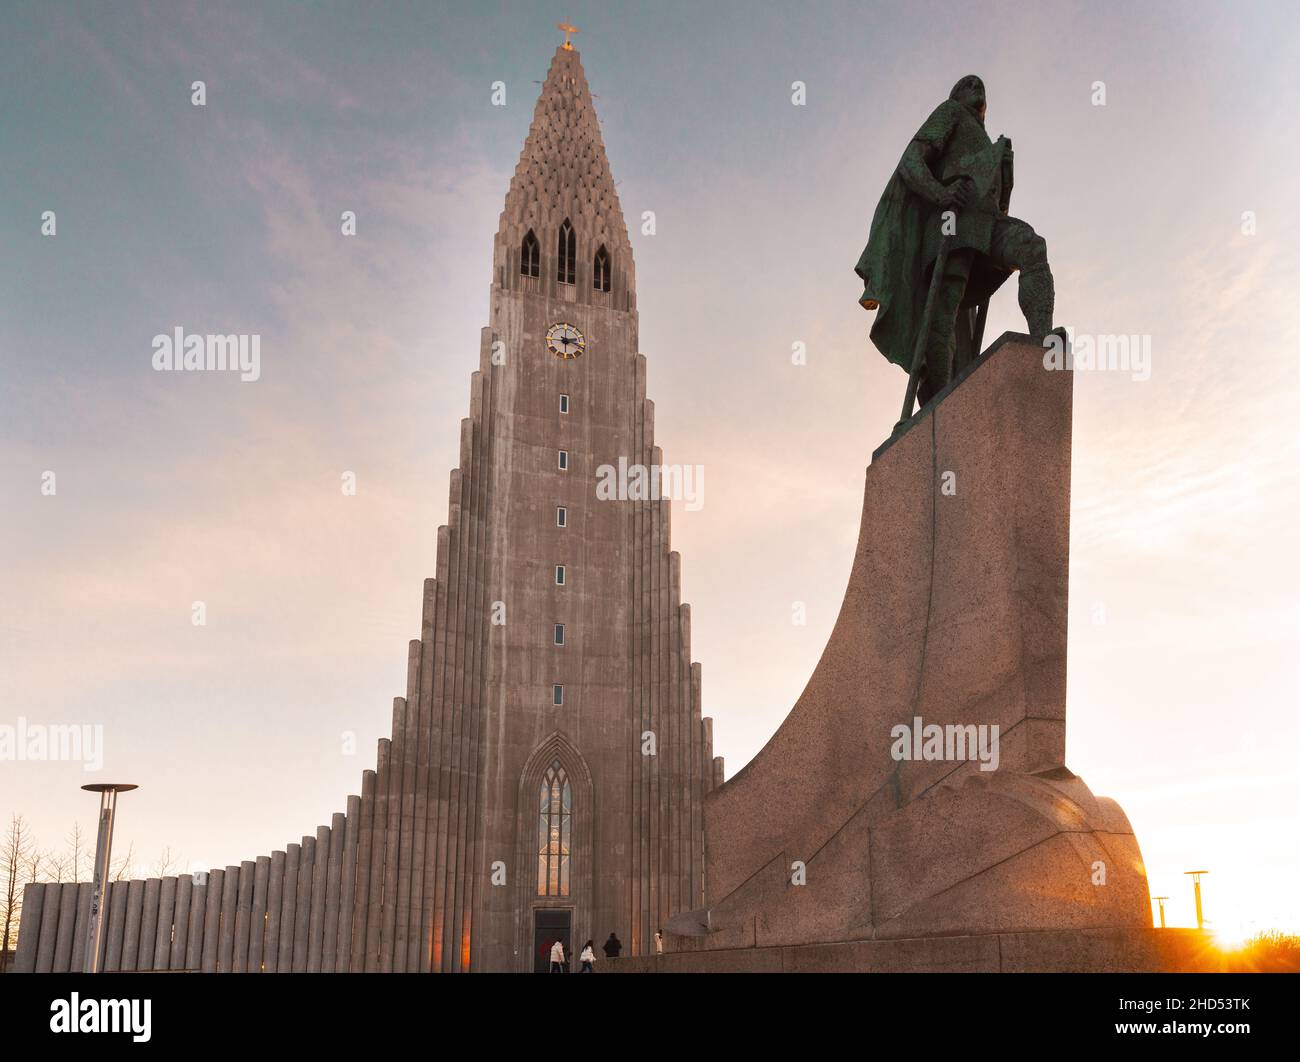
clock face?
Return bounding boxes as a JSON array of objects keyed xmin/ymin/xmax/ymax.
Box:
[{"xmin": 546, "ymin": 322, "xmax": 586, "ymax": 360}]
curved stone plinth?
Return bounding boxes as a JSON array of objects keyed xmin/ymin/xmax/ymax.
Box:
[{"xmin": 692, "ymin": 334, "xmax": 1151, "ymax": 953}]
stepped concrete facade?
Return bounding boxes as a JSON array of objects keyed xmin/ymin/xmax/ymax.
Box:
[{"xmin": 13, "ymin": 44, "xmax": 721, "ymax": 975}]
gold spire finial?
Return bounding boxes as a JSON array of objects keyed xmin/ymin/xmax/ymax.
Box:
[{"xmin": 557, "ymin": 21, "xmax": 579, "ymax": 50}]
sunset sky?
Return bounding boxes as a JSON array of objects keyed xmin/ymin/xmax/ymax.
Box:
[{"xmin": 3, "ymin": 0, "xmax": 1298, "ymax": 940}]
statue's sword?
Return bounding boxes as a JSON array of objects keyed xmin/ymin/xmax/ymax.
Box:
[{"xmin": 895, "ymin": 221, "xmax": 956, "ymax": 432}]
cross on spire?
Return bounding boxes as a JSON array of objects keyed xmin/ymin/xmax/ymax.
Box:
[{"xmin": 557, "ymin": 21, "xmax": 579, "ymax": 50}]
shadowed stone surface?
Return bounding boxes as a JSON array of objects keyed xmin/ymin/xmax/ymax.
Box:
[{"xmin": 678, "ymin": 335, "xmax": 1152, "ymax": 964}]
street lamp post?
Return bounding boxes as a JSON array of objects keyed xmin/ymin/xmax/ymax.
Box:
[
  {"xmin": 1183, "ymin": 870, "xmax": 1209, "ymax": 931},
  {"xmin": 1152, "ymin": 896, "xmax": 1169, "ymax": 929},
  {"xmin": 81, "ymin": 783, "xmax": 138, "ymax": 973}
]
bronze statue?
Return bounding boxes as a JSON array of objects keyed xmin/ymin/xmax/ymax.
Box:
[{"xmin": 855, "ymin": 75, "xmax": 1055, "ymax": 420}]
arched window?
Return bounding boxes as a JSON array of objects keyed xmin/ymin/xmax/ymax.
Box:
[
  {"xmin": 557, "ymin": 219, "xmax": 576, "ymax": 285},
  {"xmin": 537, "ymin": 760, "xmax": 571, "ymax": 896},
  {"xmin": 520, "ymin": 229, "xmax": 540, "ymax": 278},
  {"xmin": 593, "ymin": 244, "xmax": 611, "ymax": 292}
]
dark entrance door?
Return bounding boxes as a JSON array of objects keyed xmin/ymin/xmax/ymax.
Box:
[{"xmin": 533, "ymin": 909, "xmax": 572, "ymax": 973}]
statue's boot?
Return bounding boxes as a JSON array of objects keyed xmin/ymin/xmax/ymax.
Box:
[{"xmin": 1019, "ymin": 261, "xmax": 1055, "ymax": 336}]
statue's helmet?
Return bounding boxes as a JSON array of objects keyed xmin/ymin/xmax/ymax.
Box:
[{"xmin": 949, "ymin": 75, "xmax": 986, "ymax": 101}]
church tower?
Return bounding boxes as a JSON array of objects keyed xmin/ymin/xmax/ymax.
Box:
[
  {"xmin": 13, "ymin": 41, "xmax": 722, "ymax": 977},
  {"xmin": 463, "ymin": 41, "xmax": 722, "ymax": 971}
]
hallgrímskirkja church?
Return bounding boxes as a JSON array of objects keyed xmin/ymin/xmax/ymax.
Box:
[{"xmin": 13, "ymin": 41, "xmax": 722, "ymax": 975}]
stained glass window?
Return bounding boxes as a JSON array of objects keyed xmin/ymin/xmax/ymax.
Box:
[{"xmin": 537, "ymin": 761, "xmax": 572, "ymax": 896}]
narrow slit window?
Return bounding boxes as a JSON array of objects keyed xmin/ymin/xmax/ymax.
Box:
[
  {"xmin": 559, "ymin": 393, "xmax": 569, "ymax": 414},
  {"xmin": 520, "ymin": 229, "xmax": 540, "ymax": 279},
  {"xmin": 553, "ymin": 684, "xmax": 564, "ymax": 706},
  {"xmin": 593, "ymin": 244, "xmax": 611, "ymax": 292},
  {"xmin": 556, "ymin": 506, "xmax": 567, "ymax": 527},
  {"xmin": 557, "ymin": 219, "xmax": 576, "ymax": 285},
  {"xmin": 555, "ymin": 565, "xmax": 566, "ymax": 585},
  {"xmin": 558, "ymin": 450, "xmax": 569, "ymax": 471},
  {"xmin": 554, "ymin": 623, "xmax": 565, "ymax": 646}
]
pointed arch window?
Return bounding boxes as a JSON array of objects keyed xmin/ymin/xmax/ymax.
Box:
[
  {"xmin": 537, "ymin": 760, "xmax": 572, "ymax": 896},
  {"xmin": 557, "ymin": 219, "xmax": 576, "ymax": 285},
  {"xmin": 520, "ymin": 229, "xmax": 540, "ymax": 279},
  {"xmin": 593, "ymin": 244, "xmax": 611, "ymax": 292}
]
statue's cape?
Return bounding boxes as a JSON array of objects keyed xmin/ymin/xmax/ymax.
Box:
[
  {"xmin": 854, "ymin": 169, "xmax": 932, "ymax": 371},
  {"xmin": 855, "ymin": 102, "xmax": 1013, "ymax": 371}
]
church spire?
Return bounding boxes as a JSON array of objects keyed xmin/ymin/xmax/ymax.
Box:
[{"xmin": 496, "ymin": 45, "xmax": 633, "ymax": 301}]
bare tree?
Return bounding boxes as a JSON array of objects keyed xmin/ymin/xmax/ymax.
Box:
[
  {"xmin": 111, "ymin": 841, "xmax": 135, "ymax": 882},
  {"xmin": 45, "ymin": 851, "xmax": 71, "ymax": 884},
  {"xmin": 152, "ymin": 846, "xmax": 180, "ymax": 878},
  {"xmin": 24, "ymin": 847, "xmax": 41, "ymax": 884},
  {"xmin": 66, "ymin": 822, "xmax": 87, "ymax": 883},
  {"xmin": 1, "ymin": 816, "xmax": 34, "ymax": 974}
]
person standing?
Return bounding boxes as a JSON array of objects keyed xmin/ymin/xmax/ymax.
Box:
[
  {"xmin": 602, "ymin": 932, "xmax": 622, "ymax": 958},
  {"xmin": 654, "ymin": 931, "xmax": 664, "ymax": 955},
  {"xmin": 579, "ymin": 939, "xmax": 596, "ymax": 973},
  {"xmin": 549, "ymin": 938, "xmax": 566, "ymax": 973}
]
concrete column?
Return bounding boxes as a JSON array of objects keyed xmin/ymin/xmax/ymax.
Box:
[
  {"xmin": 12, "ymin": 883, "xmax": 45, "ymax": 972},
  {"xmin": 248, "ymin": 855, "xmax": 270, "ymax": 973},
  {"xmin": 322, "ymin": 812, "xmax": 345, "ymax": 972},
  {"xmin": 380, "ymin": 698, "xmax": 405, "ymax": 972},
  {"xmin": 292, "ymin": 835, "xmax": 314, "ymax": 972},
  {"xmin": 184, "ymin": 879, "xmax": 205, "ymax": 970},
  {"xmin": 691, "ymin": 663, "xmax": 705, "ymax": 889},
  {"xmin": 364, "ymin": 739, "xmax": 390, "ymax": 971},
  {"xmin": 630, "ymin": 357, "xmax": 647, "ymax": 957},
  {"xmin": 34, "ymin": 882, "xmax": 62, "ymax": 973},
  {"xmin": 457, "ymin": 422, "xmax": 481, "ymax": 974},
  {"xmin": 277, "ymin": 843, "xmax": 300, "ymax": 972},
  {"xmin": 121, "ymin": 879, "xmax": 144, "ymax": 970},
  {"xmin": 464, "ymin": 407, "xmax": 492, "ymax": 973},
  {"xmin": 201, "ymin": 868, "xmax": 223, "ymax": 972},
  {"xmin": 50, "ymin": 881, "xmax": 79, "ymax": 972},
  {"xmin": 648, "ymin": 439, "xmax": 663, "ymax": 941},
  {"xmin": 71, "ymin": 882, "xmax": 93, "ymax": 972},
  {"xmin": 667, "ymin": 553, "xmax": 684, "ymax": 918},
  {"xmin": 264, "ymin": 850, "xmax": 285, "ymax": 973},
  {"xmin": 233, "ymin": 859, "xmax": 255, "ymax": 972},
  {"xmin": 677, "ymin": 600, "xmax": 694, "ymax": 906},
  {"xmin": 104, "ymin": 880, "xmax": 128, "ymax": 971},
  {"xmin": 137, "ymin": 877, "xmax": 161, "ymax": 971},
  {"xmin": 307, "ymin": 825, "xmax": 329, "ymax": 972},
  {"xmin": 170, "ymin": 875, "xmax": 191, "ymax": 970},
  {"xmin": 409, "ymin": 579, "xmax": 437, "ymax": 973},
  {"xmin": 442, "ymin": 463, "xmax": 468, "ymax": 974},
  {"xmin": 446, "ymin": 491, "xmax": 471, "ymax": 975},
  {"xmin": 393, "ymin": 644, "xmax": 420, "ymax": 972},
  {"xmin": 218, "ymin": 865, "xmax": 239, "ymax": 972},
  {"xmin": 428, "ymin": 527, "xmax": 452, "ymax": 972},
  {"xmin": 153, "ymin": 877, "xmax": 177, "ymax": 970},
  {"xmin": 338, "ymin": 795, "xmax": 361, "ymax": 972},
  {"xmin": 351, "ymin": 773, "xmax": 376, "ymax": 972}
]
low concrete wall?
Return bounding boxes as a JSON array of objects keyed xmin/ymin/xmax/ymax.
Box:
[{"xmin": 603, "ymin": 929, "xmax": 1223, "ymax": 973}]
